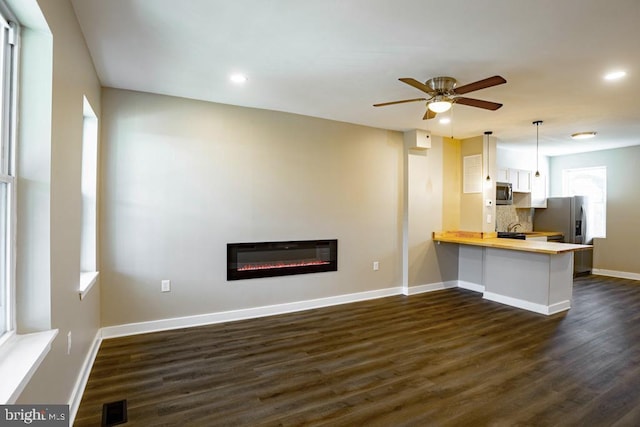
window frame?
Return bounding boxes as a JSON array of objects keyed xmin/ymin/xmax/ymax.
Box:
[
  {"xmin": 0, "ymin": 7, "xmax": 18, "ymax": 343},
  {"xmin": 78, "ymin": 96, "xmax": 99, "ymax": 299},
  {"xmin": 562, "ymin": 165, "xmax": 607, "ymax": 240}
]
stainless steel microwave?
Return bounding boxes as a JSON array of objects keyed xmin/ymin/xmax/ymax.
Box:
[{"xmin": 496, "ymin": 181, "xmax": 513, "ymax": 205}]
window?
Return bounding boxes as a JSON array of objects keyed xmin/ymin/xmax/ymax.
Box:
[
  {"xmin": 562, "ymin": 166, "xmax": 607, "ymax": 239},
  {"xmin": 0, "ymin": 8, "xmax": 17, "ymax": 340},
  {"xmin": 79, "ymin": 96, "xmax": 98, "ymax": 298}
]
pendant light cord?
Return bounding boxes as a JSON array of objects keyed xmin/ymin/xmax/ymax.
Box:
[
  {"xmin": 484, "ymin": 131, "xmax": 492, "ymax": 181},
  {"xmin": 533, "ymin": 120, "xmax": 543, "ymax": 177}
]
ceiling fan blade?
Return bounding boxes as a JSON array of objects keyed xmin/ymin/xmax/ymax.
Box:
[
  {"xmin": 455, "ymin": 97, "xmax": 503, "ymax": 110},
  {"xmin": 399, "ymin": 78, "xmax": 436, "ymax": 95},
  {"xmin": 423, "ymin": 109, "xmax": 437, "ymax": 120},
  {"xmin": 373, "ymin": 97, "xmax": 427, "ymax": 107},
  {"xmin": 453, "ymin": 75, "xmax": 507, "ymax": 95}
]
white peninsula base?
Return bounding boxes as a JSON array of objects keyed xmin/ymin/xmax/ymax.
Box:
[
  {"xmin": 434, "ymin": 231, "xmax": 591, "ymax": 316},
  {"xmin": 481, "ymin": 247, "xmax": 572, "ymax": 315}
]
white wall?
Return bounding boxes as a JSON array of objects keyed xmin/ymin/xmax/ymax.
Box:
[{"xmin": 497, "ymin": 146, "xmax": 550, "ymax": 178}]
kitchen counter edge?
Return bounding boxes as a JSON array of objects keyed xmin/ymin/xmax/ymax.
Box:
[{"xmin": 432, "ymin": 231, "xmax": 592, "ymax": 255}]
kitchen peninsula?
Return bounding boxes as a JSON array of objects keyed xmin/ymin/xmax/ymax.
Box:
[{"xmin": 433, "ymin": 231, "xmax": 592, "ymax": 315}]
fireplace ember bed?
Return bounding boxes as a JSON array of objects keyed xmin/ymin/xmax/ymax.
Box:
[{"xmin": 227, "ymin": 239, "xmax": 338, "ymax": 281}]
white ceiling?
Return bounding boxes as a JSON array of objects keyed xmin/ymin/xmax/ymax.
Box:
[{"xmin": 70, "ymin": 0, "xmax": 640, "ymax": 157}]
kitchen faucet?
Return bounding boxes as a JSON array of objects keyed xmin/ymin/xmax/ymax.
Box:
[{"xmin": 508, "ymin": 223, "xmax": 522, "ymax": 232}]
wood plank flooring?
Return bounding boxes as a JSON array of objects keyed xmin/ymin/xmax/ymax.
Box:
[{"xmin": 74, "ymin": 275, "xmax": 640, "ymax": 426}]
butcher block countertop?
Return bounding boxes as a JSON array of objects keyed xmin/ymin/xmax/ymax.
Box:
[
  {"xmin": 433, "ymin": 231, "xmax": 592, "ymax": 255},
  {"xmin": 522, "ymin": 231, "xmax": 563, "ymax": 238}
]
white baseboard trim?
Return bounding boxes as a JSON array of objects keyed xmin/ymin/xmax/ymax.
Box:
[
  {"xmin": 403, "ymin": 280, "xmax": 458, "ymax": 296},
  {"xmin": 458, "ymin": 280, "xmax": 484, "ymax": 293},
  {"xmin": 101, "ymin": 286, "xmax": 402, "ymax": 339},
  {"xmin": 69, "ymin": 330, "xmax": 102, "ymax": 426},
  {"xmin": 483, "ymin": 292, "xmax": 570, "ymax": 316},
  {"xmin": 592, "ymin": 268, "xmax": 640, "ymax": 281},
  {"xmin": 546, "ymin": 300, "xmax": 572, "ymax": 315}
]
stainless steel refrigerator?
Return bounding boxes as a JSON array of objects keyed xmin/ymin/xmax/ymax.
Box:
[{"xmin": 533, "ymin": 196, "xmax": 593, "ymax": 275}]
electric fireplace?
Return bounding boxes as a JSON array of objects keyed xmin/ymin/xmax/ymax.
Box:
[{"xmin": 227, "ymin": 239, "xmax": 338, "ymax": 280}]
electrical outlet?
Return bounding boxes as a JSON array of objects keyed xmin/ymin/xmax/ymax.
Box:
[
  {"xmin": 161, "ymin": 279, "xmax": 171, "ymax": 292},
  {"xmin": 487, "ymin": 214, "xmax": 492, "ymax": 224},
  {"xmin": 373, "ymin": 261, "xmax": 379, "ymax": 271},
  {"xmin": 67, "ymin": 331, "xmax": 72, "ymax": 355}
]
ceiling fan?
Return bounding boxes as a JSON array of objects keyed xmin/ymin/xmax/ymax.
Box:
[{"xmin": 374, "ymin": 75, "xmax": 506, "ymax": 119}]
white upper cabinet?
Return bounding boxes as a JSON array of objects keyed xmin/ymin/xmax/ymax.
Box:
[
  {"xmin": 513, "ymin": 173, "xmax": 547, "ymax": 208},
  {"xmin": 497, "ymin": 168, "xmax": 508, "ymax": 182},
  {"xmin": 530, "ymin": 174, "xmax": 547, "ymax": 208},
  {"xmin": 508, "ymin": 168, "xmax": 531, "ymax": 193}
]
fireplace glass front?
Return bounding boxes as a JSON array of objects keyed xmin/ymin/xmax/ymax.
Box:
[{"xmin": 227, "ymin": 239, "xmax": 338, "ymax": 281}]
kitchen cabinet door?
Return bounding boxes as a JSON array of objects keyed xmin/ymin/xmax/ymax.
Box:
[
  {"xmin": 508, "ymin": 168, "xmax": 532, "ymax": 193},
  {"xmin": 530, "ymin": 174, "xmax": 547, "ymax": 208},
  {"xmin": 513, "ymin": 174, "xmax": 546, "ymax": 208}
]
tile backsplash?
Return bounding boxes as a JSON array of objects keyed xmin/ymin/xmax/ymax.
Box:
[{"xmin": 496, "ymin": 205, "xmax": 533, "ymax": 232}]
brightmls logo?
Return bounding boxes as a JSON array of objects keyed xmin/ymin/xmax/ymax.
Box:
[{"xmin": 0, "ymin": 405, "xmax": 68, "ymax": 426}]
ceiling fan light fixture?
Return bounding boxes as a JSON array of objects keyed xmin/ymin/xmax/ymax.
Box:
[
  {"xmin": 428, "ymin": 99, "xmax": 452, "ymax": 113},
  {"xmin": 374, "ymin": 75, "xmax": 505, "ymax": 120},
  {"xmin": 571, "ymin": 131, "xmax": 597, "ymax": 140}
]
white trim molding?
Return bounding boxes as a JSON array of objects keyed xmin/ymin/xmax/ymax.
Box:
[
  {"xmin": 483, "ymin": 292, "xmax": 570, "ymax": 316},
  {"xmin": 79, "ymin": 271, "xmax": 99, "ymax": 300},
  {"xmin": 101, "ymin": 286, "xmax": 402, "ymax": 339},
  {"xmin": 457, "ymin": 280, "xmax": 485, "ymax": 293},
  {"xmin": 592, "ymin": 268, "xmax": 640, "ymax": 281},
  {"xmin": 403, "ymin": 281, "xmax": 458, "ymax": 296},
  {"xmin": 0, "ymin": 329, "xmax": 58, "ymax": 404},
  {"xmin": 69, "ymin": 330, "xmax": 102, "ymax": 425}
]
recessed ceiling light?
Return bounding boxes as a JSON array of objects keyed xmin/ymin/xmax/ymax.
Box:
[
  {"xmin": 439, "ymin": 117, "xmax": 451, "ymax": 124},
  {"xmin": 604, "ymin": 70, "xmax": 626, "ymax": 80},
  {"xmin": 571, "ymin": 131, "xmax": 597, "ymax": 140},
  {"xmin": 229, "ymin": 73, "xmax": 248, "ymax": 84}
]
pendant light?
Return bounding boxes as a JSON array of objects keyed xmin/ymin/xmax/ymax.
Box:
[
  {"xmin": 533, "ymin": 120, "xmax": 542, "ymax": 178},
  {"xmin": 484, "ymin": 130, "xmax": 492, "ymax": 181}
]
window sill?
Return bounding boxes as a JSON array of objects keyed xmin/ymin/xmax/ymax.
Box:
[
  {"xmin": 0, "ymin": 329, "xmax": 58, "ymax": 403},
  {"xmin": 79, "ymin": 271, "xmax": 99, "ymax": 300}
]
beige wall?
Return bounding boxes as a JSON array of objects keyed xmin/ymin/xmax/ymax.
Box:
[
  {"xmin": 16, "ymin": 0, "xmax": 102, "ymax": 404},
  {"xmin": 460, "ymin": 136, "xmax": 484, "ymax": 231},
  {"xmin": 458, "ymin": 135, "xmax": 496, "ymax": 233},
  {"xmin": 550, "ymin": 145, "xmax": 640, "ymax": 275},
  {"xmin": 407, "ymin": 137, "xmax": 459, "ymax": 287},
  {"xmin": 442, "ymin": 137, "xmax": 461, "ymax": 230},
  {"xmin": 100, "ymin": 89, "xmax": 409, "ymax": 326},
  {"xmin": 99, "ymin": 89, "xmax": 459, "ymax": 326}
]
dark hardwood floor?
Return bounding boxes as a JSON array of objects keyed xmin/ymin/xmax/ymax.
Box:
[{"xmin": 75, "ymin": 275, "xmax": 640, "ymax": 426}]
